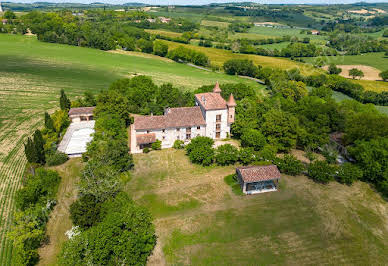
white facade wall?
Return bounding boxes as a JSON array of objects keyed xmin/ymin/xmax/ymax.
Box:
[
  {"xmin": 135, "ymin": 125, "xmax": 206, "ymax": 149},
  {"xmin": 204, "ymin": 109, "xmax": 230, "ymax": 139}
]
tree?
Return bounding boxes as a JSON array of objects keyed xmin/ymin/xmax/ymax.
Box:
[
  {"xmin": 240, "ymin": 129, "xmax": 266, "ymax": 151},
  {"xmin": 33, "ymin": 130, "xmax": 45, "ymax": 165},
  {"xmin": 328, "ymin": 64, "xmax": 341, "ymax": 75},
  {"xmin": 24, "ymin": 137, "xmax": 38, "ymax": 164},
  {"xmin": 215, "ymin": 144, "xmax": 239, "ymax": 166},
  {"xmin": 70, "ymin": 194, "xmax": 102, "ymax": 230},
  {"xmin": 336, "ymin": 163, "xmax": 363, "ymax": 185},
  {"xmin": 261, "ymin": 109, "xmax": 299, "ymax": 152},
  {"xmin": 137, "ymin": 38, "xmax": 153, "ymax": 53},
  {"xmin": 349, "ymin": 68, "xmax": 364, "ymax": 80},
  {"xmin": 44, "ymin": 112, "xmax": 55, "ymax": 132},
  {"xmin": 185, "ymin": 136, "xmax": 214, "ymax": 166},
  {"xmin": 153, "ymin": 40, "xmax": 168, "ymax": 57},
  {"xmin": 379, "ymin": 70, "xmax": 388, "ymax": 81},
  {"xmin": 59, "ymin": 193, "xmax": 156, "ymax": 265},
  {"xmin": 307, "ymin": 160, "xmax": 335, "ymax": 184},
  {"xmin": 238, "ymin": 147, "xmax": 255, "ymax": 165},
  {"xmin": 223, "ymin": 59, "xmax": 259, "ymax": 77},
  {"xmin": 173, "ymin": 140, "xmax": 185, "ymax": 149},
  {"xmin": 60, "ymin": 89, "xmax": 71, "ymax": 110},
  {"xmin": 276, "ymin": 154, "xmax": 304, "ymax": 176},
  {"xmin": 4, "ymin": 10, "xmax": 16, "ymax": 20}
]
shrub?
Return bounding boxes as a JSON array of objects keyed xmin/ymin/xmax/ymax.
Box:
[
  {"xmin": 15, "ymin": 168, "xmax": 61, "ymax": 211},
  {"xmin": 258, "ymin": 144, "xmax": 277, "ymax": 161},
  {"xmin": 186, "ymin": 136, "xmax": 214, "ymax": 166},
  {"xmin": 328, "ymin": 64, "xmax": 341, "ymax": 75},
  {"xmin": 336, "ymin": 163, "xmax": 363, "ymax": 185},
  {"xmin": 143, "ymin": 147, "xmax": 150, "ymax": 153},
  {"xmin": 239, "ymin": 147, "xmax": 255, "ymax": 165},
  {"xmin": 46, "ymin": 151, "xmax": 69, "ymax": 166},
  {"xmin": 380, "ymin": 70, "xmax": 388, "ymax": 81},
  {"xmin": 153, "ymin": 40, "xmax": 168, "ymax": 57},
  {"xmin": 151, "ymin": 139, "xmax": 162, "ymax": 150},
  {"xmin": 223, "ymin": 59, "xmax": 259, "ymax": 77},
  {"xmin": 307, "ymin": 160, "xmax": 336, "ymax": 184},
  {"xmin": 276, "ymin": 154, "xmax": 304, "ymax": 176},
  {"xmin": 240, "ymin": 129, "xmax": 266, "ymax": 151},
  {"xmin": 215, "ymin": 144, "xmax": 239, "ymax": 166},
  {"xmin": 173, "ymin": 140, "xmax": 184, "ymax": 149},
  {"xmin": 70, "ymin": 194, "xmax": 102, "ymax": 230}
]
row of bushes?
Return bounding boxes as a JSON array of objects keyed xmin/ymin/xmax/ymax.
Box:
[{"xmin": 10, "ymin": 168, "xmax": 61, "ymax": 265}]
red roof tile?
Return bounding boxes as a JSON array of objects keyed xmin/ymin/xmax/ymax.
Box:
[
  {"xmin": 136, "ymin": 133, "xmax": 156, "ymax": 145},
  {"xmin": 134, "ymin": 106, "xmax": 206, "ymax": 130},
  {"xmin": 68, "ymin": 107, "xmax": 95, "ymax": 116},
  {"xmin": 195, "ymin": 92, "xmax": 227, "ymax": 110},
  {"xmin": 236, "ymin": 165, "xmax": 281, "ymax": 183}
]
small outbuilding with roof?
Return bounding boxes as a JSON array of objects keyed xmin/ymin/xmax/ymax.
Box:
[{"xmin": 236, "ymin": 165, "xmax": 281, "ymax": 195}]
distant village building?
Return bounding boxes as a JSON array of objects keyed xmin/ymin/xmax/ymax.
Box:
[
  {"xmin": 68, "ymin": 107, "xmax": 95, "ymax": 123},
  {"xmin": 147, "ymin": 18, "xmax": 156, "ymax": 23},
  {"xmin": 130, "ymin": 82, "xmax": 236, "ymax": 153},
  {"xmin": 236, "ymin": 165, "xmax": 281, "ymax": 195},
  {"xmin": 158, "ymin": 16, "xmax": 171, "ymax": 23},
  {"xmin": 311, "ymin": 30, "xmax": 320, "ymax": 35}
]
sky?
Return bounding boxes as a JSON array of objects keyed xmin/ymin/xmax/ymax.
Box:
[{"xmin": 3, "ymin": 0, "xmax": 388, "ymax": 4}]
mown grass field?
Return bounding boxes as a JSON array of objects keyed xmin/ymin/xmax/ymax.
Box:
[
  {"xmin": 145, "ymin": 29, "xmax": 183, "ymax": 38},
  {"xmin": 162, "ymin": 40, "xmax": 321, "ymax": 76},
  {"xmin": 303, "ymin": 52, "xmax": 388, "ymax": 71},
  {"xmin": 126, "ymin": 149, "xmax": 388, "ymax": 265},
  {"xmin": 0, "ymin": 33, "xmax": 260, "ymax": 265}
]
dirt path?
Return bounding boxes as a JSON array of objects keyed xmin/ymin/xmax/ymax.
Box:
[{"xmin": 38, "ymin": 159, "xmax": 82, "ymax": 266}]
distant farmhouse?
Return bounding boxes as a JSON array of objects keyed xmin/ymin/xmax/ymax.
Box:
[
  {"xmin": 236, "ymin": 165, "xmax": 281, "ymax": 195},
  {"xmin": 311, "ymin": 30, "xmax": 320, "ymax": 35},
  {"xmin": 130, "ymin": 82, "xmax": 236, "ymax": 153}
]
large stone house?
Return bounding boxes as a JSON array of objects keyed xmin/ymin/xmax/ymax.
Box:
[{"xmin": 130, "ymin": 82, "xmax": 236, "ymax": 153}]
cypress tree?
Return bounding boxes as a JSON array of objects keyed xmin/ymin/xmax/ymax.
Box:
[
  {"xmin": 24, "ymin": 137, "xmax": 38, "ymax": 164},
  {"xmin": 44, "ymin": 112, "xmax": 55, "ymax": 132},
  {"xmin": 60, "ymin": 89, "xmax": 71, "ymax": 110},
  {"xmin": 33, "ymin": 129, "xmax": 45, "ymax": 165}
]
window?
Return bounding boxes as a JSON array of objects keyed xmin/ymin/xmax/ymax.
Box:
[
  {"xmin": 177, "ymin": 128, "xmax": 180, "ymax": 132},
  {"xmin": 216, "ymin": 124, "xmax": 221, "ymax": 131},
  {"xmin": 80, "ymin": 116, "xmax": 87, "ymax": 121},
  {"xmin": 216, "ymin": 115, "xmax": 221, "ymax": 122},
  {"xmin": 147, "ymin": 130, "xmax": 150, "ymax": 133},
  {"xmin": 177, "ymin": 136, "xmax": 180, "ymax": 140},
  {"xmin": 216, "ymin": 132, "xmax": 221, "ymax": 139},
  {"xmin": 162, "ymin": 136, "xmax": 166, "ymax": 140},
  {"xmin": 186, "ymin": 127, "xmax": 191, "ymax": 133},
  {"xmin": 186, "ymin": 134, "xmax": 191, "ymax": 140},
  {"xmin": 162, "ymin": 129, "xmax": 165, "ymax": 133},
  {"xmin": 197, "ymin": 126, "xmax": 201, "ymax": 130}
]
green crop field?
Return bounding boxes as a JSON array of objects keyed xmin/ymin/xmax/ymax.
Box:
[
  {"xmin": 0, "ymin": 34, "xmax": 261, "ymax": 265},
  {"xmin": 126, "ymin": 149, "xmax": 388, "ymax": 265},
  {"xmin": 248, "ymin": 26, "xmax": 327, "ymax": 40}
]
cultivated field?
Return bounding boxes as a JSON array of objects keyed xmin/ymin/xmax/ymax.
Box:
[
  {"xmin": 126, "ymin": 149, "xmax": 388, "ymax": 265},
  {"xmin": 0, "ymin": 34, "xmax": 259, "ymax": 265},
  {"xmin": 323, "ymin": 65, "xmax": 382, "ymax": 81},
  {"xmin": 162, "ymin": 40, "xmax": 321, "ymax": 76}
]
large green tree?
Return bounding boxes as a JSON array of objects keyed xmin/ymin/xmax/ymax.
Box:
[{"xmin": 59, "ymin": 89, "xmax": 71, "ymax": 110}]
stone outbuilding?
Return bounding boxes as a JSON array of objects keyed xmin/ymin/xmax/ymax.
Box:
[
  {"xmin": 68, "ymin": 107, "xmax": 95, "ymax": 123},
  {"xmin": 236, "ymin": 165, "xmax": 281, "ymax": 195}
]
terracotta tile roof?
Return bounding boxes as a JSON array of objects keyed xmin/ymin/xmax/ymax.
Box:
[
  {"xmin": 195, "ymin": 92, "xmax": 227, "ymax": 110},
  {"xmin": 236, "ymin": 165, "xmax": 281, "ymax": 183},
  {"xmin": 136, "ymin": 133, "xmax": 156, "ymax": 145},
  {"xmin": 227, "ymin": 94, "xmax": 236, "ymax": 107},
  {"xmin": 68, "ymin": 107, "xmax": 95, "ymax": 116},
  {"xmin": 213, "ymin": 81, "xmax": 222, "ymax": 93},
  {"xmin": 134, "ymin": 107, "xmax": 206, "ymax": 130}
]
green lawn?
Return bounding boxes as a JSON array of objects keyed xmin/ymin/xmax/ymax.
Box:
[
  {"xmin": 126, "ymin": 149, "xmax": 388, "ymax": 265},
  {"xmin": 0, "ymin": 33, "xmax": 260, "ymax": 266},
  {"xmin": 249, "ymin": 26, "xmax": 327, "ymax": 40}
]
